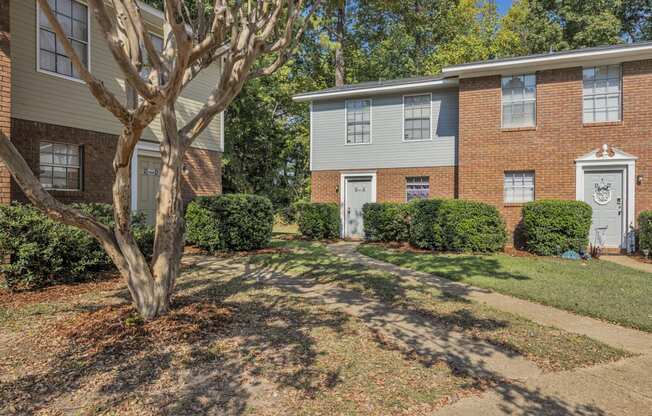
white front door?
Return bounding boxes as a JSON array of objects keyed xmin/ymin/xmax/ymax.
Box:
[
  {"xmin": 137, "ymin": 155, "xmax": 162, "ymax": 225},
  {"xmin": 584, "ymin": 170, "xmax": 624, "ymax": 248},
  {"xmin": 344, "ymin": 176, "xmax": 372, "ymax": 238}
]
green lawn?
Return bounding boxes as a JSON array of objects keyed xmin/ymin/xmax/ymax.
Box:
[{"xmin": 358, "ymin": 244, "xmax": 652, "ymax": 332}]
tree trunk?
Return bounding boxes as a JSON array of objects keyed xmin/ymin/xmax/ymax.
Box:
[{"xmin": 335, "ymin": 0, "xmax": 346, "ymax": 87}]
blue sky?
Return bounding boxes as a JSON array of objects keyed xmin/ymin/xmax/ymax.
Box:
[{"xmin": 497, "ymin": 0, "xmax": 514, "ymax": 15}]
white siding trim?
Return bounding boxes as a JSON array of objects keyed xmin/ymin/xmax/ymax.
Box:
[
  {"xmin": 309, "ymin": 101, "xmax": 313, "ymax": 170},
  {"xmin": 220, "ymin": 110, "xmax": 225, "ymax": 152},
  {"xmin": 130, "ymin": 141, "xmax": 161, "ymax": 212},
  {"xmin": 575, "ymin": 149, "xmax": 636, "ymax": 251},
  {"xmin": 35, "ymin": 0, "xmax": 92, "ymax": 84},
  {"xmin": 340, "ymin": 171, "xmax": 377, "ymax": 238},
  {"xmin": 293, "ymin": 79, "xmax": 458, "ymax": 102},
  {"xmin": 402, "ymin": 92, "xmax": 433, "ymax": 142},
  {"xmin": 344, "ymin": 98, "xmax": 373, "ymax": 146}
]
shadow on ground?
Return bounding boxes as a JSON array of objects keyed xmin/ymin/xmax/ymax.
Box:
[{"xmin": 0, "ymin": 244, "xmax": 607, "ymax": 415}]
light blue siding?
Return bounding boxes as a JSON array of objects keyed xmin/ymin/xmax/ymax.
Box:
[{"xmin": 311, "ymin": 88, "xmax": 459, "ymax": 170}]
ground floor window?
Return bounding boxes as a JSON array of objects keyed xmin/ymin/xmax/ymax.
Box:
[
  {"xmin": 406, "ymin": 176, "xmax": 429, "ymax": 201},
  {"xmin": 39, "ymin": 142, "xmax": 82, "ymax": 190},
  {"xmin": 504, "ymin": 171, "xmax": 534, "ymax": 203}
]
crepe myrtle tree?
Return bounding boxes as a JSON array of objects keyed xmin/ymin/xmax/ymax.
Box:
[{"xmin": 0, "ymin": 0, "xmax": 319, "ymax": 319}]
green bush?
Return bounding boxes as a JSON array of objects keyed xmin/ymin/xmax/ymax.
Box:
[
  {"xmin": 438, "ymin": 200, "xmax": 507, "ymax": 253},
  {"xmin": 185, "ymin": 194, "xmax": 274, "ymax": 251},
  {"xmin": 522, "ymin": 200, "xmax": 592, "ymax": 256},
  {"xmin": 295, "ymin": 202, "xmax": 340, "ymax": 240},
  {"xmin": 362, "ymin": 203, "xmax": 411, "ymax": 242},
  {"xmin": 638, "ymin": 211, "xmax": 652, "ymax": 252},
  {"xmin": 0, "ymin": 203, "xmax": 155, "ymax": 290},
  {"xmin": 408, "ymin": 199, "xmax": 446, "ymax": 250}
]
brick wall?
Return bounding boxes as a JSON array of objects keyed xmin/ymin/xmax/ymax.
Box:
[
  {"xmin": 311, "ymin": 166, "xmax": 456, "ymax": 203},
  {"xmin": 458, "ymin": 60, "xmax": 652, "ymax": 243},
  {"xmin": 0, "ymin": 0, "xmax": 10, "ymax": 205},
  {"xmin": 182, "ymin": 146, "xmax": 222, "ymax": 200},
  {"xmin": 11, "ymin": 118, "xmax": 222, "ymax": 205}
]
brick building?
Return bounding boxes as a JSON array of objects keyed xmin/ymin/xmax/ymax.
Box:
[
  {"xmin": 295, "ymin": 42, "xmax": 652, "ymax": 251},
  {"xmin": 0, "ymin": 1, "xmax": 222, "ymax": 222}
]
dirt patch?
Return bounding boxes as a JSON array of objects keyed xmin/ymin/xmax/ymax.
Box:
[{"xmin": 0, "ymin": 272, "xmax": 122, "ymax": 309}]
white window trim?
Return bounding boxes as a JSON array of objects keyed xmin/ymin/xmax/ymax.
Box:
[
  {"xmin": 402, "ymin": 92, "xmax": 433, "ymax": 142},
  {"xmin": 309, "ymin": 101, "xmax": 313, "ymax": 170},
  {"xmin": 130, "ymin": 141, "xmax": 161, "ymax": 212},
  {"xmin": 582, "ymin": 64, "xmax": 622, "ymax": 124},
  {"xmin": 503, "ymin": 171, "xmax": 535, "ymax": 204},
  {"xmin": 344, "ymin": 98, "xmax": 373, "ymax": 146},
  {"xmin": 39, "ymin": 141, "xmax": 83, "ymax": 192},
  {"xmin": 36, "ymin": 0, "xmax": 92, "ymax": 84},
  {"xmin": 405, "ymin": 176, "xmax": 430, "ymax": 202},
  {"xmin": 501, "ymin": 74, "xmax": 536, "ymax": 129},
  {"xmin": 339, "ymin": 172, "xmax": 377, "ymax": 238}
]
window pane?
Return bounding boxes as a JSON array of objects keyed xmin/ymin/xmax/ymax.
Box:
[
  {"xmin": 58, "ymin": 14, "xmax": 72, "ymax": 36},
  {"xmin": 40, "ymin": 29, "xmax": 56, "ymax": 52},
  {"xmin": 72, "ymin": 1, "xmax": 86, "ymax": 22},
  {"xmin": 72, "ymin": 20, "xmax": 87, "ymax": 41},
  {"xmin": 40, "ymin": 166, "xmax": 53, "ymax": 188},
  {"xmin": 53, "ymin": 167, "xmax": 67, "ymax": 188},
  {"xmin": 56, "ymin": 55, "xmax": 72, "ymax": 76},
  {"xmin": 71, "ymin": 40, "xmax": 87, "ymax": 65},
  {"xmin": 40, "ymin": 50, "xmax": 56, "ymax": 72}
]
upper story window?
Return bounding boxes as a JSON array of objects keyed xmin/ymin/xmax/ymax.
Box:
[
  {"xmin": 504, "ymin": 171, "xmax": 534, "ymax": 204},
  {"xmin": 406, "ymin": 176, "xmax": 430, "ymax": 201},
  {"xmin": 38, "ymin": 0, "xmax": 89, "ymax": 80},
  {"xmin": 583, "ymin": 65, "xmax": 621, "ymax": 123},
  {"xmin": 501, "ymin": 74, "xmax": 536, "ymax": 128},
  {"xmin": 403, "ymin": 94, "xmax": 431, "ymax": 141},
  {"xmin": 39, "ymin": 142, "xmax": 82, "ymax": 191},
  {"xmin": 346, "ymin": 99, "xmax": 371, "ymax": 144},
  {"xmin": 140, "ymin": 33, "xmax": 165, "ymax": 80}
]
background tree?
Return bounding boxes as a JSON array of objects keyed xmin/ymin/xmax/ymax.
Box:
[{"xmin": 0, "ymin": 0, "xmax": 319, "ymax": 319}]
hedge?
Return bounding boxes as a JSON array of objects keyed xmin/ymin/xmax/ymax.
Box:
[
  {"xmin": 185, "ymin": 194, "xmax": 274, "ymax": 251},
  {"xmin": 362, "ymin": 202, "xmax": 411, "ymax": 242},
  {"xmin": 522, "ymin": 200, "xmax": 592, "ymax": 256},
  {"xmin": 0, "ymin": 203, "xmax": 154, "ymax": 290},
  {"xmin": 438, "ymin": 200, "xmax": 507, "ymax": 253},
  {"xmin": 408, "ymin": 199, "xmax": 446, "ymax": 250},
  {"xmin": 638, "ymin": 211, "xmax": 652, "ymax": 252},
  {"xmin": 295, "ymin": 202, "xmax": 340, "ymax": 240}
]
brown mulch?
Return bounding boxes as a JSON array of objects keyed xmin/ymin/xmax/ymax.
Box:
[
  {"xmin": 0, "ymin": 272, "xmax": 122, "ymax": 309},
  {"xmin": 54, "ymin": 301, "xmax": 234, "ymax": 356}
]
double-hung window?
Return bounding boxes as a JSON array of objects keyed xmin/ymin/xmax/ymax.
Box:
[
  {"xmin": 504, "ymin": 171, "xmax": 534, "ymax": 204},
  {"xmin": 38, "ymin": 0, "xmax": 89, "ymax": 79},
  {"xmin": 583, "ymin": 65, "xmax": 621, "ymax": 123},
  {"xmin": 140, "ymin": 33, "xmax": 165, "ymax": 80},
  {"xmin": 346, "ymin": 99, "xmax": 371, "ymax": 144},
  {"xmin": 39, "ymin": 142, "xmax": 82, "ymax": 191},
  {"xmin": 406, "ymin": 176, "xmax": 429, "ymax": 201},
  {"xmin": 403, "ymin": 94, "xmax": 431, "ymax": 141},
  {"xmin": 501, "ymin": 74, "xmax": 536, "ymax": 128}
]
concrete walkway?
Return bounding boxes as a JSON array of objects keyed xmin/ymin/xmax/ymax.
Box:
[
  {"xmin": 327, "ymin": 242, "xmax": 652, "ymax": 415},
  {"xmin": 602, "ymin": 255, "xmax": 652, "ymax": 274}
]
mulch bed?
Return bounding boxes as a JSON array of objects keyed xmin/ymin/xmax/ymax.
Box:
[{"xmin": 0, "ymin": 272, "xmax": 122, "ymax": 309}]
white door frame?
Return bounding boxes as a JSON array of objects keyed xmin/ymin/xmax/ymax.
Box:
[
  {"xmin": 340, "ymin": 172, "xmax": 377, "ymax": 238},
  {"xmin": 575, "ymin": 145, "xmax": 637, "ymax": 250},
  {"xmin": 130, "ymin": 141, "xmax": 161, "ymax": 212}
]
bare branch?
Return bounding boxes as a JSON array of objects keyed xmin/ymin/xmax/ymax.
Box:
[
  {"xmin": 0, "ymin": 131, "xmax": 128, "ymax": 273},
  {"xmin": 36, "ymin": 0, "xmax": 132, "ymax": 124},
  {"xmin": 87, "ymin": 0, "xmax": 161, "ymax": 102}
]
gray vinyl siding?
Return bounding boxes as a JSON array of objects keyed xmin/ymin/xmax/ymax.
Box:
[
  {"xmin": 311, "ymin": 88, "xmax": 458, "ymax": 171},
  {"xmin": 10, "ymin": 0, "xmax": 222, "ymax": 152}
]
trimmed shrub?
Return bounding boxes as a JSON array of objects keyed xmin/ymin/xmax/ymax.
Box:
[
  {"xmin": 0, "ymin": 203, "xmax": 155, "ymax": 290},
  {"xmin": 186, "ymin": 194, "xmax": 274, "ymax": 251},
  {"xmin": 295, "ymin": 202, "xmax": 340, "ymax": 240},
  {"xmin": 408, "ymin": 199, "xmax": 446, "ymax": 250},
  {"xmin": 185, "ymin": 201, "xmax": 221, "ymax": 251},
  {"xmin": 522, "ymin": 200, "xmax": 592, "ymax": 256},
  {"xmin": 438, "ymin": 200, "xmax": 507, "ymax": 253},
  {"xmin": 362, "ymin": 203, "xmax": 410, "ymax": 242},
  {"xmin": 638, "ymin": 211, "xmax": 652, "ymax": 252}
]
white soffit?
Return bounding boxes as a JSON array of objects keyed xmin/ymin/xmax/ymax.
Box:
[{"xmin": 442, "ymin": 43, "xmax": 652, "ymax": 78}]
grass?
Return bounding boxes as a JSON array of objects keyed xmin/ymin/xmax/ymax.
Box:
[
  {"xmin": 250, "ymin": 241, "xmax": 628, "ymax": 372},
  {"xmin": 358, "ymin": 244, "xmax": 652, "ymax": 332},
  {"xmin": 272, "ymin": 220, "xmax": 299, "ymax": 235},
  {"xmin": 0, "ymin": 240, "xmax": 630, "ymax": 415}
]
